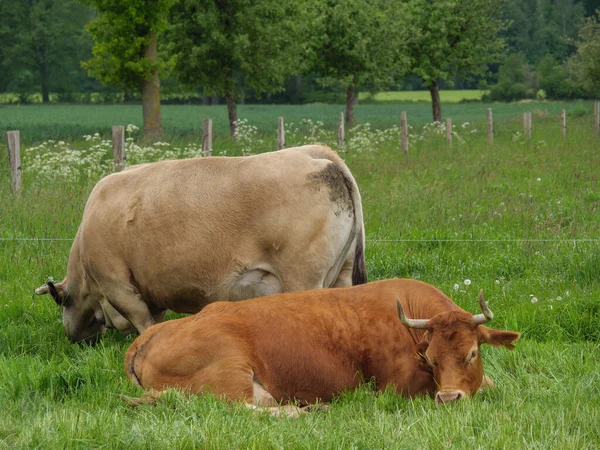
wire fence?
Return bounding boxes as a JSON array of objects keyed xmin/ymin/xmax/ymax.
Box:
[{"xmin": 1, "ymin": 237, "xmax": 599, "ymax": 244}]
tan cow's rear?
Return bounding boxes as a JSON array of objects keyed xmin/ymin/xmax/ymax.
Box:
[
  {"xmin": 124, "ymin": 279, "xmax": 520, "ymax": 411},
  {"xmin": 36, "ymin": 145, "xmax": 366, "ymax": 343}
]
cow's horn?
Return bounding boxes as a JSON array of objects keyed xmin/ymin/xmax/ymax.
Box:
[
  {"xmin": 472, "ymin": 289, "xmax": 494, "ymax": 325},
  {"xmin": 396, "ymin": 298, "xmax": 430, "ymax": 329},
  {"xmin": 34, "ymin": 284, "xmax": 49, "ymax": 295}
]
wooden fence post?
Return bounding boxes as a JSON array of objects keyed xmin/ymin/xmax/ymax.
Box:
[
  {"xmin": 524, "ymin": 112, "xmax": 532, "ymax": 140},
  {"xmin": 561, "ymin": 109, "xmax": 566, "ymax": 138},
  {"xmin": 595, "ymin": 101, "xmax": 599, "ymax": 137},
  {"xmin": 7, "ymin": 131, "xmax": 21, "ymax": 195},
  {"xmin": 487, "ymin": 108, "xmax": 493, "ymax": 145},
  {"xmin": 446, "ymin": 118, "xmax": 452, "ymax": 145},
  {"xmin": 337, "ymin": 112, "xmax": 345, "ymax": 148},
  {"xmin": 277, "ymin": 116, "xmax": 285, "ymax": 150},
  {"xmin": 400, "ymin": 111, "xmax": 408, "ymax": 154},
  {"xmin": 202, "ymin": 118, "xmax": 212, "ymax": 157},
  {"xmin": 112, "ymin": 126, "xmax": 125, "ymax": 171}
]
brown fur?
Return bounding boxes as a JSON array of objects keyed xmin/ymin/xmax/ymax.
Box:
[{"xmin": 124, "ymin": 279, "xmax": 520, "ymax": 406}]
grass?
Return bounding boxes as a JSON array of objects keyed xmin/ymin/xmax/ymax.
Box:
[
  {"xmin": 0, "ymin": 98, "xmax": 595, "ymax": 144},
  {"xmin": 1, "ymin": 103, "xmax": 599, "ymax": 448},
  {"xmin": 359, "ymin": 89, "xmax": 488, "ymax": 102}
]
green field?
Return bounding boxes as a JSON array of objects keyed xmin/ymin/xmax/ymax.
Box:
[
  {"xmin": 359, "ymin": 89, "xmax": 488, "ymax": 103},
  {"xmin": 0, "ymin": 99, "xmax": 594, "ymax": 144},
  {"xmin": 1, "ymin": 104, "xmax": 599, "ymax": 448}
]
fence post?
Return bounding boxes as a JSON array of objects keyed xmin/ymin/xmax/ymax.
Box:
[
  {"xmin": 595, "ymin": 101, "xmax": 599, "ymax": 136},
  {"xmin": 7, "ymin": 131, "xmax": 21, "ymax": 195},
  {"xmin": 487, "ymin": 108, "xmax": 493, "ymax": 145},
  {"xmin": 277, "ymin": 116, "xmax": 285, "ymax": 150},
  {"xmin": 112, "ymin": 126, "xmax": 125, "ymax": 172},
  {"xmin": 561, "ymin": 109, "xmax": 566, "ymax": 138},
  {"xmin": 400, "ymin": 111, "xmax": 408, "ymax": 154},
  {"xmin": 524, "ymin": 113, "xmax": 532, "ymax": 140},
  {"xmin": 337, "ymin": 112, "xmax": 345, "ymax": 148},
  {"xmin": 446, "ymin": 118, "xmax": 452, "ymax": 145},
  {"xmin": 202, "ymin": 118, "xmax": 212, "ymax": 157}
]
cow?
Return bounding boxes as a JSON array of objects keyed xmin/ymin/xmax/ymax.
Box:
[
  {"xmin": 34, "ymin": 145, "xmax": 366, "ymax": 344},
  {"xmin": 122, "ymin": 279, "xmax": 520, "ymax": 415}
]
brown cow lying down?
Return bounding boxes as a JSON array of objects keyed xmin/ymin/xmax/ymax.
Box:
[
  {"xmin": 34, "ymin": 145, "xmax": 366, "ymax": 344},
  {"xmin": 123, "ymin": 279, "xmax": 520, "ymax": 415}
]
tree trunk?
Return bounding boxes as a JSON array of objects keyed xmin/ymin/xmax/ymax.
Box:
[
  {"xmin": 141, "ymin": 33, "xmax": 163, "ymax": 139},
  {"xmin": 295, "ymin": 75, "xmax": 302, "ymax": 104},
  {"xmin": 428, "ymin": 81, "xmax": 442, "ymax": 122},
  {"xmin": 225, "ymin": 70, "xmax": 238, "ymax": 138},
  {"xmin": 39, "ymin": 41, "xmax": 50, "ymax": 103},
  {"xmin": 41, "ymin": 67, "xmax": 50, "ymax": 103},
  {"xmin": 345, "ymin": 85, "xmax": 356, "ymax": 126}
]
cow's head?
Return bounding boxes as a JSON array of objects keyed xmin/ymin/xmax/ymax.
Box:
[
  {"xmin": 397, "ymin": 290, "xmax": 520, "ymax": 405},
  {"xmin": 35, "ymin": 278, "xmax": 106, "ymax": 344}
]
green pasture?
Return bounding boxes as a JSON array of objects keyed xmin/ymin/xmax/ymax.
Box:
[
  {"xmin": 0, "ymin": 98, "xmax": 595, "ymax": 145},
  {"xmin": 359, "ymin": 89, "xmax": 488, "ymax": 103},
  {"xmin": 0, "ymin": 105, "xmax": 599, "ymax": 448}
]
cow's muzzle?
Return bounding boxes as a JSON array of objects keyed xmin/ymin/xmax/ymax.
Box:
[{"xmin": 435, "ymin": 390, "xmax": 465, "ymax": 405}]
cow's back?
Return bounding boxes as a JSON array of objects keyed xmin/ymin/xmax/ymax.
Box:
[
  {"xmin": 126, "ymin": 279, "xmax": 451, "ymax": 403},
  {"xmin": 74, "ymin": 146, "xmax": 359, "ymax": 314}
]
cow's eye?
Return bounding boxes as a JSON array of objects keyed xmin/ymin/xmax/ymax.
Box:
[{"xmin": 466, "ymin": 349, "xmax": 478, "ymax": 364}]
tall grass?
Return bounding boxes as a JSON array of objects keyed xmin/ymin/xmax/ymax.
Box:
[{"xmin": 0, "ymin": 104, "xmax": 599, "ymax": 448}]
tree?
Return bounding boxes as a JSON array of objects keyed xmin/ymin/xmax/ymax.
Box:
[
  {"xmin": 501, "ymin": 0, "xmax": 585, "ymax": 64},
  {"xmin": 0, "ymin": 0, "xmax": 92, "ymax": 102},
  {"xmin": 168, "ymin": 0, "xmax": 316, "ymax": 137},
  {"xmin": 81, "ymin": 0, "xmax": 173, "ymax": 138},
  {"xmin": 408, "ymin": 0, "xmax": 506, "ymax": 122},
  {"xmin": 314, "ymin": 0, "xmax": 413, "ymax": 125},
  {"xmin": 564, "ymin": 12, "xmax": 600, "ymax": 97}
]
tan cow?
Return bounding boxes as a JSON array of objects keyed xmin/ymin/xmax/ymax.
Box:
[
  {"xmin": 35, "ymin": 145, "xmax": 366, "ymax": 343},
  {"xmin": 123, "ymin": 279, "xmax": 520, "ymax": 414}
]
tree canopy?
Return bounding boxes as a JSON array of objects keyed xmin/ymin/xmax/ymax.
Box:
[
  {"xmin": 407, "ymin": 0, "xmax": 506, "ymax": 121},
  {"xmin": 313, "ymin": 0, "xmax": 414, "ymax": 124},
  {"xmin": 81, "ymin": 0, "xmax": 175, "ymax": 137},
  {"xmin": 168, "ymin": 0, "xmax": 317, "ymax": 136}
]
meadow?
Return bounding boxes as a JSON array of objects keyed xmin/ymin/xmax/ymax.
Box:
[{"xmin": 0, "ymin": 101, "xmax": 599, "ymax": 448}]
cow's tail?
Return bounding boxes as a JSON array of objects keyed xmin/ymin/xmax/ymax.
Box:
[{"xmin": 302, "ymin": 145, "xmax": 367, "ymax": 285}]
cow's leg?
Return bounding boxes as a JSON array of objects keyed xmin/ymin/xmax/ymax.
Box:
[
  {"xmin": 101, "ymin": 281, "xmax": 156, "ymax": 334},
  {"xmin": 331, "ymin": 257, "xmax": 353, "ymax": 288},
  {"xmin": 152, "ymin": 310, "xmax": 167, "ymax": 324}
]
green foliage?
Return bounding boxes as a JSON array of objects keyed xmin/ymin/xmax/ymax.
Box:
[
  {"xmin": 408, "ymin": 0, "xmax": 506, "ymax": 87},
  {"xmin": 487, "ymin": 53, "xmax": 535, "ymax": 101},
  {"xmin": 81, "ymin": 0, "xmax": 174, "ymax": 91},
  {"xmin": 565, "ymin": 12, "xmax": 600, "ymax": 98},
  {"xmin": 314, "ymin": 0, "xmax": 412, "ymax": 91},
  {"xmin": 0, "ymin": 0, "xmax": 94, "ymax": 101},
  {"xmin": 167, "ymin": 0, "xmax": 316, "ymax": 99},
  {"xmin": 501, "ymin": 0, "xmax": 586, "ymax": 63}
]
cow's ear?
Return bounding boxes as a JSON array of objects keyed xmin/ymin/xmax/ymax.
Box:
[
  {"xmin": 413, "ymin": 331, "xmax": 430, "ymax": 362},
  {"xmin": 47, "ymin": 280, "xmax": 68, "ymax": 306},
  {"xmin": 478, "ymin": 326, "xmax": 520, "ymax": 350}
]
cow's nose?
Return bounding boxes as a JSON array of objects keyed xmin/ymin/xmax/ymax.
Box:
[{"xmin": 435, "ymin": 390, "xmax": 465, "ymax": 405}]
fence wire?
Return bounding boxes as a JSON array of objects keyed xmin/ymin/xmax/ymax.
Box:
[{"xmin": 1, "ymin": 237, "xmax": 599, "ymax": 244}]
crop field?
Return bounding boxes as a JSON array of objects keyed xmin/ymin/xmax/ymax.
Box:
[
  {"xmin": 0, "ymin": 99, "xmax": 595, "ymax": 144},
  {"xmin": 1, "ymin": 103, "xmax": 599, "ymax": 448}
]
